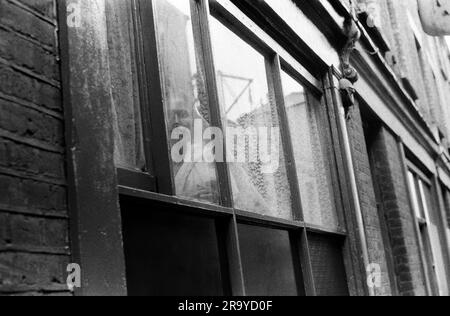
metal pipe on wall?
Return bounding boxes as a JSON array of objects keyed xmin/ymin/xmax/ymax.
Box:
[{"xmin": 335, "ymin": 92, "xmax": 374, "ymax": 296}]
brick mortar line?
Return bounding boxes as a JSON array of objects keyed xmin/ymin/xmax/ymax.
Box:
[
  {"xmin": 7, "ymin": 0, "xmax": 57, "ymax": 26},
  {"xmin": 0, "ymin": 205, "xmax": 68, "ymax": 219},
  {"xmin": 0, "ymin": 23, "xmax": 56, "ymax": 54},
  {"xmin": 0, "ymin": 166, "xmax": 67, "ymax": 187},
  {"xmin": 0, "ymin": 57, "xmax": 61, "ymax": 88},
  {"xmin": 0, "ymin": 92, "xmax": 64, "ymax": 120},
  {"xmin": 0, "ymin": 129, "xmax": 65, "ymax": 154},
  {"xmin": 0, "ymin": 245, "xmax": 70, "ymax": 256},
  {"xmin": 0, "ymin": 290, "xmax": 72, "ymax": 296},
  {"xmin": 0, "ymin": 271, "xmax": 70, "ymax": 293},
  {"xmin": 0, "ymin": 286, "xmax": 71, "ymax": 295}
]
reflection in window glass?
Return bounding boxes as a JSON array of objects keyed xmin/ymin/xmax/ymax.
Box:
[
  {"xmin": 408, "ymin": 172, "xmax": 426, "ymax": 220},
  {"xmin": 154, "ymin": 0, "xmax": 219, "ymax": 204},
  {"xmin": 281, "ymin": 72, "xmax": 338, "ymax": 229},
  {"xmin": 408, "ymin": 172, "xmax": 421, "ymax": 219},
  {"xmin": 210, "ymin": 18, "xmax": 292, "ymax": 219},
  {"xmin": 106, "ymin": 0, "xmax": 146, "ymax": 171}
]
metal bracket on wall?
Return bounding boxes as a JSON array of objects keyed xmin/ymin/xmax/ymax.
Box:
[{"xmin": 339, "ymin": 14, "xmax": 361, "ymax": 120}]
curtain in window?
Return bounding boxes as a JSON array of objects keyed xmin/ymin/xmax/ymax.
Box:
[{"xmin": 105, "ymin": 0, "xmax": 146, "ymax": 171}]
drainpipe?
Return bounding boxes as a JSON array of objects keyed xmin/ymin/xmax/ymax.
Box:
[
  {"xmin": 338, "ymin": 2, "xmax": 375, "ymax": 296},
  {"xmin": 337, "ymin": 98, "xmax": 374, "ymax": 297}
]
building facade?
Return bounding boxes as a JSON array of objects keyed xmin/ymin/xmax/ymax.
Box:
[{"xmin": 0, "ymin": 0, "xmax": 450, "ymax": 296}]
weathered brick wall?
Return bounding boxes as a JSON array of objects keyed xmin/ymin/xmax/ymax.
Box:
[
  {"xmin": 369, "ymin": 126, "xmax": 427, "ymax": 296},
  {"xmin": 346, "ymin": 102, "xmax": 393, "ymax": 296},
  {"xmin": 384, "ymin": 1, "xmax": 432, "ymax": 121},
  {"xmin": 0, "ymin": 0, "xmax": 70, "ymax": 295},
  {"xmin": 379, "ymin": 0, "xmax": 450, "ymax": 140}
]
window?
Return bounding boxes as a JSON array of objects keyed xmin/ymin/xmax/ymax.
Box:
[
  {"xmin": 280, "ymin": 71, "xmax": 339, "ymax": 230},
  {"xmin": 407, "ymin": 167, "xmax": 449, "ymax": 296},
  {"xmin": 308, "ymin": 233, "xmax": 349, "ymax": 296},
  {"xmin": 441, "ymin": 186, "xmax": 450, "ymax": 247},
  {"xmin": 238, "ymin": 224, "xmax": 301, "ymax": 296},
  {"xmin": 106, "ymin": 0, "xmax": 147, "ymax": 171},
  {"xmin": 154, "ymin": 0, "xmax": 220, "ymax": 204},
  {"xmin": 419, "ymin": 181, "xmax": 449, "ymax": 296},
  {"xmin": 116, "ymin": 0, "xmax": 351, "ymax": 296},
  {"xmin": 122, "ymin": 198, "xmax": 227, "ymax": 296},
  {"xmin": 209, "ymin": 16, "xmax": 292, "ymax": 219}
]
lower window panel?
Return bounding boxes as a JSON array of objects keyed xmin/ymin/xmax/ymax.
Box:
[
  {"xmin": 238, "ymin": 224, "xmax": 303, "ymax": 296},
  {"xmin": 308, "ymin": 233, "xmax": 349, "ymax": 296},
  {"xmin": 121, "ymin": 199, "xmax": 227, "ymax": 296}
]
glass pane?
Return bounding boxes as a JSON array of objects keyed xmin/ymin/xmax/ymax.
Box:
[
  {"xmin": 444, "ymin": 189, "xmax": 450, "ymax": 228},
  {"xmin": 238, "ymin": 224, "xmax": 301, "ymax": 296},
  {"xmin": 408, "ymin": 171, "xmax": 425, "ymax": 219},
  {"xmin": 444, "ymin": 190, "xmax": 450, "ymax": 247},
  {"xmin": 210, "ymin": 17, "xmax": 292, "ymax": 219},
  {"xmin": 154, "ymin": 0, "xmax": 219, "ymax": 204},
  {"xmin": 308, "ymin": 233, "xmax": 349, "ymax": 296},
  {"xmin": 122, "ymin": 200, "xmax": 226, "ymax": 296},
  {"xmin": 106, "ymin": 0, "xmax": 146, "ymax": 171},
  {"xmin": 281, "ymin": 71, "xmax": 338, "ymax": 229}
]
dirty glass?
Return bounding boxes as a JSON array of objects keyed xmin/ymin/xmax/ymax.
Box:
[
  {"xmin": 106, "ymin": 0, "xmax": 146, "ymax": 171},
  {"xmin": 281, "ymin": 71, "xmax": 339, "ymax": 229},
  {"xmin": 122, "ymin": 199, "xmax": 225, "ymax": 296},
  {"xmin": 210, "ymin": 17, "xmax": 292, "ymax": 219},
  {"xmin": 154, "ymin": 0, "xmax": 220, "ymax": 204},
  {"xmin": 238, "ymin": 224, "xmax": 300, "ymax": 296},
  {"xmin": 308, "ymin": 233, "xmax": 349, "ymax": 296}
]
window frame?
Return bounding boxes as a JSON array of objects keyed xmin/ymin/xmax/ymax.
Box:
[
  {"xmin": 407, "ymin": 163, "xmax": 441, "ymax": 296},
  {"xmin": 119, "ymin": 0, "xmax": 353, "ymax": 296}
]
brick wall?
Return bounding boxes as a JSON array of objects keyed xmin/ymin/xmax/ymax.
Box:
[
  {"xmin": 346, "ymin": 102, "xmax": 393, "ymax": 296},
  {"xmin": 377, "ymin": 0, "xmax": 450, "ymax": 140},
  {"xmin": 0, "ymin": 0, "xmax": 70, "ymax": 295},
  {"xmin": 368, "ymin": 126, "xmax": 427, "ymax": 296}
]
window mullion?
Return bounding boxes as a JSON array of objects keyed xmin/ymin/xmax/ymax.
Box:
[
  {"xmin": 191, "ymin": 0, "xmax": 234, "ymax": 208},
  {"xmin": 298, "ymin": 229, "xmax": 317, "ymax": 296},
  {"xmin": 267, "ymin": 54, "xmax": 318, "ymax": 296},
  {"xmin": 266, "ymin": 54, "xmax": 305, "ymax": 222},
  {"xmin": 191, "ymin": 0, "xmax": 247, "ymax": 296},
  {"xmin": 131, "ymin": 0, "xmax": 155, "ymax": 175},
  {"xmin": 136, "ymin": 0, "xmax": 175, "ymax": 195}
]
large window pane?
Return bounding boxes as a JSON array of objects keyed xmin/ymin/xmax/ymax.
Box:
[
  {"xmin": 238, "ymin": 224, "xmax": 301, "ymax": 296},
  {"xmin": 106, "ymin": 0, "xmax": 146, "ymax": 171},
  {"xmin": 281, "ymin": 71, "xmax": 338, "ymax": 229},
  {"xmin": 122, "ymin": 199, "xmax": 226, "ymax": 296},
  {"xmin": 308, "ymin": 233, "xmax": 349, "ymax": 296},
  {"xmin": 210, "ymin": 17, "xmax": 292, "ymax": 219},
  {"xmin": 154, "ymin": 0, "xmax": 219, "ymax": 203}
]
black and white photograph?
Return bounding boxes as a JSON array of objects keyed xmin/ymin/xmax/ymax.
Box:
[{"xmin": 1, "ymin": 0, "xmax": 450, "ymax": 300}]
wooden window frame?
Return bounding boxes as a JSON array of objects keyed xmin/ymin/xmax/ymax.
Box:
[{"xmin": 407, "ymin": 163, "xmax": 442, "ymax": 295}]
